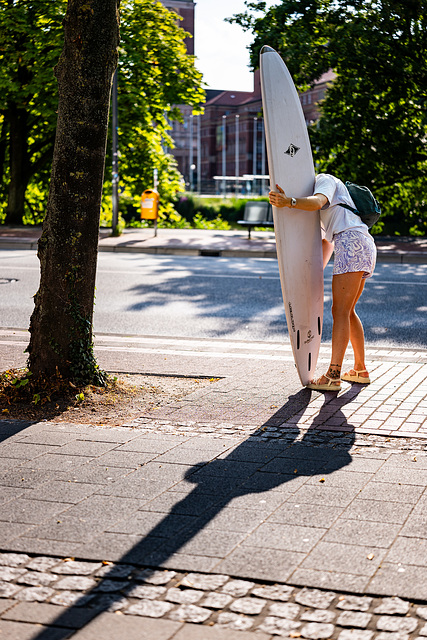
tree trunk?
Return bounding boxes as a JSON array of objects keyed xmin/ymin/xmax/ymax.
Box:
[
  {"xmin": 28, "ymin": 0, "xmax": 120, "ymax": 384},
  {"xmin": 0, "ymin": 114, "xmax": 8, "ymax": 190},
  {"xmin": 5, "ymin": 103, "xmax": 29, "ymax": 225}
]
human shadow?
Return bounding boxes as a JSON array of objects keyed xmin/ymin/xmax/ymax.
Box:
[{"xmin": 31, "ymin": 388, "xmax": 357, "ymax": 639}]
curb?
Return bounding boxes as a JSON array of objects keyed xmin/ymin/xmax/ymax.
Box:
[{"xmin": 1, "ymin": 238, "xmax": 426, "ymax": 263}]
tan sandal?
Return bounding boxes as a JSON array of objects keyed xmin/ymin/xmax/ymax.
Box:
[
  {"xmin": 306, "ymin": 374, "xmax": 341, "ymax": 391},
  {"xmin": 341, "ymin": 369, "xmax": 371, "ymax": 384}
]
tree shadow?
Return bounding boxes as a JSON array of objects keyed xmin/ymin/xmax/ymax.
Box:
[
  {"xmin": 108, "ymin": 258, "xmax": 427, "ymax": 346},
  {"xmin": 29, "ymin": 387, "xmax": 362, "ymax": 638},
  {"xmin": 0, "ymin": 419, "xmax": 36, "ymax": 444}
]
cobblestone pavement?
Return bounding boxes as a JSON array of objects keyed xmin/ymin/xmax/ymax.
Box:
[
  {"xmin": 1, "ymin": 553, "xmax": 427, "ymax": 639},
  {"xmin": 0, "ymin": 423, "xmax": 427, "ymax": 595},
  {"xmin": 1, "ymin": 332, "xmax": 427, "ymax": 638}
]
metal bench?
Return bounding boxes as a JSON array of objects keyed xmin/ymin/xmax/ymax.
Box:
[{"xmin": 237, "ymin": 201, "xmax": 274, "ymax": 239}]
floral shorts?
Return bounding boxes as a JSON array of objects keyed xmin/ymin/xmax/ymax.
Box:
[{"xmin": 333, "ymin": 229, "xmax": 377, "ymax": 279}]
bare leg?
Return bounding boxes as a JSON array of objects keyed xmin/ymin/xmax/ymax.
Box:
[
  {"xmin": 346, "ymin": 279, "xmax": 369, "ymax": 378},
  {"xmin": 311, "ymin": 271, "xmax": 365, "ymax": 386},
  {"xmin": 330, "ymin": 271, "xmax": 365, "ymax": 366},
  {"xmin": 322, "ymin": 239, "xmax": 334, "ymax": 269}
]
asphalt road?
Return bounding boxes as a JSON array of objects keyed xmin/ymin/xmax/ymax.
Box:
[{"xmin": 0, "ymin": 249, "xmax": 426, "ymax": 349}]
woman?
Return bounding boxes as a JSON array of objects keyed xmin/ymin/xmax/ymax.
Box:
[{"xmin": 269, "ymin": 173, "xmax": 377, "ymax": 391}]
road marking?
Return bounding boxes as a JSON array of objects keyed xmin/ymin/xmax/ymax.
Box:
[
  {"xmin": 1, "ymin": 335, "xmax": 425, "ymax": 365},
  {"xmin": 2, "ymin": 265, "xmax": 427, "ymax": 286}
]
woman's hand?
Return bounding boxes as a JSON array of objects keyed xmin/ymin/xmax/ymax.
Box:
[
  {"xmin": 269, "ymin": 184, "xmax": 290, "ymax": 208},
  {"xmin": 269, "ymin": 185, "xmax": 329, "ymax": 211}
]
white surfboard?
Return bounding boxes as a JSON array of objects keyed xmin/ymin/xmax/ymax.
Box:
[{"xmin": 260, "ymin": 46, "xmax": 323, "ymax": 386}]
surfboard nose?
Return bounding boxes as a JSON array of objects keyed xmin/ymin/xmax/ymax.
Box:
[{"xmin": 261, "ymin": 45, "xmax": 276, "ymax": 54}]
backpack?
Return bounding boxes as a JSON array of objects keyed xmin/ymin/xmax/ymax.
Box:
[{"xmin": 340, "ymin": 181, "xmax": 381, "ymax": 229}]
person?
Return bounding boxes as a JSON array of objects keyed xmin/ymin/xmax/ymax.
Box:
[{"xmin": 269, "ymin": 173, "xmax": 377, "ymax": 391}]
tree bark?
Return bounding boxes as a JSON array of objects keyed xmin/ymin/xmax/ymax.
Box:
[
  {"xmin": 5, "ymin": 103, "xmax": 30, "ymax": 225},
  {"xmin": 28, "ymin": 0, "xmax": 120, "ymax": 384}
]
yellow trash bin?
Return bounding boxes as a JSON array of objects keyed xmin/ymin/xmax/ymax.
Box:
[{"xmin": 140, "ymin": 189, "xmax": 159, "ymax": 236}]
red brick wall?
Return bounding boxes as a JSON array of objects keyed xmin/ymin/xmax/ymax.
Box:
[{"xmin": 161, "ymin": 1, "xmax": 195, "ymax": 54}]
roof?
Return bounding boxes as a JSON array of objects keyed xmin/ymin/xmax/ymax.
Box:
[
  {"xmin": 204, "ymin": 69, "xmax": 336, "ymax": 109},
  {"xmin": 205, "ymin": 90, "xmax": 256, "ymax": 107}
]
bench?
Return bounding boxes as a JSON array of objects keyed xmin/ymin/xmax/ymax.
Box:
[{"xmin": 237, "ymin": 201, "xmax": 274, "ymax": 239}]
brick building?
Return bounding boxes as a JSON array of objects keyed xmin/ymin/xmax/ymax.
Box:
[
  {"xmin": 161, "ymin": 1, "xmax": 334, "ymax": 193},
  {"xmin": 171, "ymin": 69, "xmax": 334, "ymax": 194},
  {"xmin": 161, "ymin": 0, "xmax": 195, "ymax": 54}
]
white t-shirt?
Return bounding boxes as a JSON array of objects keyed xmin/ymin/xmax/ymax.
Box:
[{"xmin": 314, "ymin": 173, "xmax": 369, "ymax": 242}]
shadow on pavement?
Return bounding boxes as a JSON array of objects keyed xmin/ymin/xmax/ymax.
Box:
[
  {"xmin": 27, "ymin": 388, "xmax": 360, "ymax": 639},
  {"xmin": 0, "ymin": 420, "xmax": 35, "ymax": 443},
  {"xmin": 121, "ymin": 258, "xmax": 427, "ymax": 347}
]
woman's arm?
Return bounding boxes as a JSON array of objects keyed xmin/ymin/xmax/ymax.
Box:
[{"xmin": 269, "ymin": 184, "xmax": 328, "ymax": 211}]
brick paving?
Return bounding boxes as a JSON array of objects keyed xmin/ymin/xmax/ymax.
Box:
[
  {"xmin": 0, "ymin": 364, "xmax": 426, "ymax": 638},
  {"xmin": 2, "ymin": 330, "xmax": 427, "ymax": 438},
  {"xmin": 1, "ymin": 553, "xmax": 427, "ymax": 638},
  {"xmin": 1, "ymin": 228, "xmax": 427, "ymax": 637},
  {"xmin": 1, "ymin": 418, "xmax": 427, "ymax": 635}
]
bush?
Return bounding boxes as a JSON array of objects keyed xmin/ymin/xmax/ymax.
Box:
[
  {"xmin": 120, "ymin": 194, "xmax": 270, "ymax": 231},
  {"xmin": 174, "ymin": 194, "xmax": 269, "ymax": 227}
]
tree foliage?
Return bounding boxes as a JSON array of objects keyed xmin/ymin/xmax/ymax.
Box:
[
  {"xmin": 0, "ymin": 0, "xmax": 65, "ymax": 224},
  {"xmin": 102, "ymin": 0, "xmax": 205, "ymax": 223},
  {"xmin": 0, "ymin": 0, "xmax": 204, "ymax": 225},
  {"xmin": 231, "ymin": 0, "xmax": 427, "ymax": 235}
]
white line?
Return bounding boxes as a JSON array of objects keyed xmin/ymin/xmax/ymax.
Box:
[
  {"xmin": 94, "ymin": 335, "xmax": 292, "ymax": 351},
  {"xmin": 0, "ymin": 266, "xmax": 280, "ymax": 279},
  {"xmin": 2, "ymin": 265, "xmax": 427, "ymax": 286},
  {"xmin": 0, "ymin": 266, "xmax": 39, "ymax": 271},
  {"xmin": 94, "ymin": 345, "xmax": 296, "ymax": 361},
  {"xmin": 369, "ymin": 280, "xmax": 427, "ymax": 286},
  {"xmin": 0, "ymin": 340, "xmax": 290, "ymax": 361},
  {"xmin": 2, "ymin": 340, "xmax": 425, "ymax": 364},
  {"xmin": 0, "ymin": 340, "xmax": 28, "ymax": 347},
  {"xmin": 100, "ymin": 272, "xmax": 281, "ymax": 280}
]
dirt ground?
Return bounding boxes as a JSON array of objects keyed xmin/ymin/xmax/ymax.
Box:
[{"xmin": 0, "ymin": 372, "xmax": 218, "ymax": 426}]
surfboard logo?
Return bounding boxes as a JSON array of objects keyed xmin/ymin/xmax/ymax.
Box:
[
  {"xmin": 304, "ymin": 330, "xmax": 314, "ymax": 345},
  {"xmin": 285, "ymin": 143, "xmax": 300, "ymax": 157},
  {"xmin": 288, "ymin": 302, "xmax": 296, "ymax": 332}
]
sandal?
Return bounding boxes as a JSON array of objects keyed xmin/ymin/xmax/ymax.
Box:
[
  {"xmin": 306, "ymin": 374, "xmax": 341, "ymax": 391},
  {"xmin": 341, "ymin": 369, "xmax": 371, "ymax": 384}
]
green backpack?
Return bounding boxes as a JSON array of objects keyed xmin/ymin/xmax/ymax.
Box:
[{"xmin": 340, "ymin": 181, "xmax": 381, "ymax": 229}]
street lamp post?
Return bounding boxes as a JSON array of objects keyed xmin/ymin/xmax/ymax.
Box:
[
  {"xmin": 261, "ymin": 117, "xmax": 266, "ymax": 195},
  {"xmin": 197, "ymin": 114, "xmax": 201, "ymax": 194},
  {"xmin": 235, "ymin": 114, "xmax": 240, "ymax": 195},
  {"xmin": 252, "ymin": 117, "xmax": 258, "ymax": 196},
  {"xmin": 222, "ymin": 115, "xmax": 226, "ymax": 197},
  {"xmin": 189, "ymin": 114, "xmax": 194, "ymax": 191},
  {"xmin": 112, "ymin": 69, "xmax": 119, "ymax": 233},
  {"xmin": 253, "ymin": 118, "xmax": 258, "ymax": 173}
]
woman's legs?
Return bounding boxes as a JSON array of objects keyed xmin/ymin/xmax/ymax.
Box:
[
  {"xmin": 330, "ymin": 272, "xmax": 365, "ymax": 368},
  {"xmin": 346, "ymin": 278, "xmax": 369, "ymax": 378},
  {"xmin": 311, "ymin": 271, "xmax": 365, "ymax": 386}
]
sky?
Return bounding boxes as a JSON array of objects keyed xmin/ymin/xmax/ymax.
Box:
[{"xmin": 194, "ymin": 0, "xmax": 277, "ymax": 92}]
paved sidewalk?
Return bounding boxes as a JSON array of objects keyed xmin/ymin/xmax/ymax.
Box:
[
  {"xmin": 1, "ymin": 225, "xmax": 427, "ymax": 262},
  {"xmin": 2, "ymin": 330, "xmax": 427, "ymax": 438},
  {"xmin": 1, "ymin": 225, "xmax": 427, "ymax": 638},
  {"xmin": 1, "ymin": 329, "xmax": 427, "ymax": 638}
]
